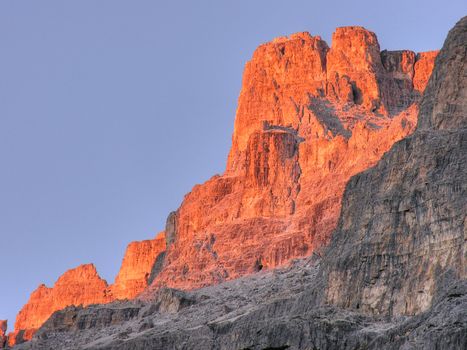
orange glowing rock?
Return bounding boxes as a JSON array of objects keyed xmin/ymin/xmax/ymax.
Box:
[
  {"xmin": 12, "ymin": 26, "xmax": 438, "ymax": 341},
  {"xmin": 327, "ymin": 26, "xmax": 383, "ymax": 111},
  {"xmin": 9, "ymin": 233, "xmax": 166, "ymax": 345},
  {"xmin": 150, "ymin": 27, "xmax": 438, "ymax": 290},
  {"xmin": 111, "ymin": 232, "xmax": 166, "ymax": 300},
  {"xmin": 6, "ymin": 329, "xmax": 35, "ymax": 348},
  {"xmin": 9, "ymin": 264, "xmax": 111, "ymax": 346},
  {"xmin": 413, "ymin": 51, "xmax": 439, "ymax": 92}
]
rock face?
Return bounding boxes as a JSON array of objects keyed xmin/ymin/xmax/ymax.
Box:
[
  {"xmin": 0, "ymin": 320, "xmax": 6, "ymax": 348},
  {"xmin": 151, "ymin": 26, "xmax": 436, "ymax": 290},
  {"xmin": 112, "ymin": 233, "xmax": 166, "ymax": 300},
  {"xmin": 10, "ymin": 25, "xmax": 440, "ymax": 344},
  {"xmin": 326, "ymin": 26, "xmax": 382, "ymax": 111},
  {"xmin": 413, "ymin": 51, "xmax": 439, "ymax": 93},
  {"xmin": 12, "ymin": 16, "xmax": 466, "ymax": 350},
  {"xmin": 11, "ymin": 25, "xmax": 437, "ymax": 341},
  {"xmin": 8, "ymin": 264, "xmax": 111, "ymax": 346},
  {"xmin": 14, "ymin": 263, "xmax": 467, "ymax": 350},
  {"xmin": 323, "ymin": 15, "xmax": 467, "ymax": 317},
  {"xmin": 9, "ymin": 234, "xmax": 166, "ymax": 346}
]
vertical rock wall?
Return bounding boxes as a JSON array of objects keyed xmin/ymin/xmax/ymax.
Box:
[
  {"xmin": 324, "ymin": 17, "xmax": 466, "ymax": 316},
  {"xmin": 151, "ymin": 26, "xmax": 437, "ymax": 290}
]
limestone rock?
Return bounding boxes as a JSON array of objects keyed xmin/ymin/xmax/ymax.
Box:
[
  {"xmin": 36, "ymin": 302, "xmax": 143, "ymax": 335},
  {"xmin": 13, "ymin": 263, "xmax": 467, "ymax": 350},
  {"xmin": 111, "ymin": 233, "xmax": 166, "ymax": 300},
  {"xmin": 327, "ymin": 26, "xmax": 383, "ymax": 111},
  {"xmin": 323, "ymin": 15, "xmax": 467, "ymax": 316},
  {"xmin": 150, "ymin": 26, "xmax": 437, "ymax": 291},
  {"xmin": 414, "ymin": 51, "xmax": 439, "ymax": 93},
  {"xmin": 8, "ymin": 264, "xmax": 112, "ymax": 346},
  {"xmin": 164, "ymin": 212, "xmax": 177, "ymax": 247},
  {"xmin": 11, "ymin": 17, "xmax": 466, "ymax": 349}
]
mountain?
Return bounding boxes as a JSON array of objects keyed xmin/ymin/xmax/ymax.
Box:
[
  {"xmin": 5, "ymin": 22, "xmax": 448, "ymax": 347},
  {"xmin": 11, "ymin": 16, "xmax": 465, "ymax": 350}
]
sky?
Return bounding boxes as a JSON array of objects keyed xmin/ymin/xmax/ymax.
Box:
[{"xmin": 0, "ymin": 0, "xmax": 465, "ymax": 328}]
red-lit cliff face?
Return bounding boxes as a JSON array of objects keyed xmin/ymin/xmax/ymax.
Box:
[
  {"xmin": 150, "ymin": 27, "xmax": 437, "ymax": 290},
  {"xmin": 8, "ymin": 235, "xmax": 166, "ymax": 346},
  {"xmin": 111, "ymin": 233, "xmax": 166, "ymax": 300},
  {"xmin": 8, "ymin": 264, "xmax": 112, "ymax": 346},
  {"xmin": 10, "ymin": 26, "xmax": 437, "ymax": 344}
]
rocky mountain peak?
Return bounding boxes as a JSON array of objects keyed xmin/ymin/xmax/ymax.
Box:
[{"xmin": 7, "ymin": 234, "xmax": 166, "ymax": 346}]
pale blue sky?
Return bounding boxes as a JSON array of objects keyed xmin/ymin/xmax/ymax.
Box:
[{"xmin": 0, "ymin": 1, "xmax": 465, "ymax": 327}]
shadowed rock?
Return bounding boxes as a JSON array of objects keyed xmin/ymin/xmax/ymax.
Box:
[{"xmin": 323, "ymin": 15, "xmax": 466, "ymax": 317}]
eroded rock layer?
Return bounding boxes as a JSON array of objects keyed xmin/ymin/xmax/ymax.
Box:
[{"xmin": 14, "ymin": 263, "xmax": 467, "ymax": 350}]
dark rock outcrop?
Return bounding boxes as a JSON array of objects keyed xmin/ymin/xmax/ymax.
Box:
[
  {"xmin": 323, "ymin": 15, "xmax": 466, "ymax": 317},
  {"xmin": 37, "ymin": 303, "xmax": 142, "ymax": 334},
  {"xmin": 0, "ymin": 320, "xmax": 6, "ymax": 348}
]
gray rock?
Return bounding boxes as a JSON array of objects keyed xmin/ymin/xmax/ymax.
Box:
[
  {"xmin": 147, "ymin": 251, "xmax": 166, "ymax": 285},
  {"xmin": 322, "ymin": 15, "xmax": 467, "ymax": 317},
  {"xmin": 13, "ymin": 260, "xmax": 467, "ymax": 350}
]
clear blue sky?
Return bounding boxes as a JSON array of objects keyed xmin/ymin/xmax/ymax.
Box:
[{"xmin": 0, "ymin": 0, "xmax": 464, "ymax": 328}]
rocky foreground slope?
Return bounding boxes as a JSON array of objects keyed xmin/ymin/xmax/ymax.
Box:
[
  {"xmin": 10, "ymin": 16, "xmax": 466, "ymax": 350},
  {"xmin": 7, "ymin": 24, "xmax": 439, "ymax": 345}
]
